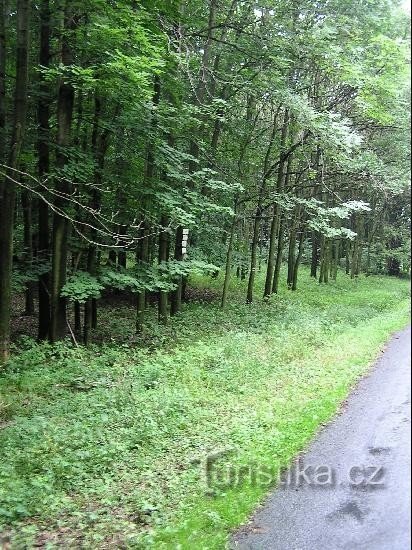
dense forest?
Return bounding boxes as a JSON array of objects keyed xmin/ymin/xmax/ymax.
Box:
[
  {"xmin": 0, "ymin": 0, "xmax": 410, "ymax": 361},
  {"xmin": 0, "ymin": 1, "xmax": 411, "ymax": 547}
]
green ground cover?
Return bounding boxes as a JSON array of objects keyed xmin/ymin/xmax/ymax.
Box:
[{"xmin": 0, "ymin": 270, "xmax": 410, "ymax": 548}]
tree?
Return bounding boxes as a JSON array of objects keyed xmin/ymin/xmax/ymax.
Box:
[{"xmin": 0, "ymin": 0, "xmax": 30, "ymax": 362}]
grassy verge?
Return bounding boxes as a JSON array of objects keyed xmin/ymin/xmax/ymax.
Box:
[{"xmin": 0, "ymin": 270, "xmax": 410, "ymax": 548}]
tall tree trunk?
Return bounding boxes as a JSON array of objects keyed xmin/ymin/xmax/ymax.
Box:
[
  {"xmin": 84, "ymin": 96, "xmax": 112, "ymax": 344},
  {"xmin": 287, "ymin": 207, "xmax": 301, "ymax": 289},
  {"xmin": 264, "ymin": 109, "xmax": 289, "ymax": 297},
  {"xmin": 310, "ymin": 231, "xmax": 319, "ymax": 278},
  {"xmin": 246, "ymin": 203, "xmax": 261, "ymax": 303},
  {"xmin": 0, "ymin": 0, "xmax": 30, "ymax": 363},
  {"xmin": 247, "ymin": 109, "xmax": 281, "ymax": 303},
  {"xmin": 37, "ymin": 0, "xmax": 51, "ymax": 340},
  {"xmin": 83, "ymin": 243, "xmax": 97, "ymax": 345},
  {"xmin": 319, "ymin": 235, "xmax": 326, "ymax": 283},
  {"xmin": 0, "ymin": 0, "xmax": 7, "ymax": 164},
  {"xmin": 345, "ymin": 240, "xmax": 351, "ymax": 275},
  {"xmin": 319, "ymin": 238, "xmax": 330, "ymax": 284},
  {"xmin": 74, "ymin": 301, "xmax": 81, "ymax": 331},
  {"xmin": 350, "ymin": 215, "xmax": 361, "ymax": 279},
  {"xmin": 330, "ymin": 240, "xmax": 339, "ymax": 281},
  {"xmin": 170, "ymin": 226, "xmax": 184, "ymax": 316},
  {"xmin": 50, "ymin": 4, "xmax": 77, "ymax": 342},
  {"xmin": 221, "ymin": 201, "xmax": 237, "ymax": 309},
  {"xmin": 272, "ymin": 215, "xmax": 285, "ymax": 294},
  {"xmin": 136, "ymin": 222, "xmax": 149, "ymax": 333},
  {"xmin": 21, "ymin": 190, "xmax": 35, "ymax": 315},
  {"xmin": 310, "ymin": 147, "xmax": 322, "ymax": 279},
  {"xmin": 136, "ymin": 77, "xmax": 160, "ymax": 331},
  {"xmin": 158, "ymin": 215, "xmax": 169, "ymax": 325},
  {"xmin": 365, "ymin": 243, "xmax": 371, "ymax": 276},
  {"xmin": 287, "ymin": 225, "xmax": 297, "ymax": 289},
  {"xmin": 291, "ymin": 229, "xmax": 305, "ymax": 291},
  {"xmin": 264, "ymin": 205, "xmax": 279, "ymax": 297},
  {"xmin": 350, "ymin": 238, "xmax": 359, "ymax": 279}
]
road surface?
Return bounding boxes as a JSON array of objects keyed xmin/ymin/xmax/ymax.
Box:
[{"xmin": 232, "ymin": 326, "xmax": 411, "ymax": 550}]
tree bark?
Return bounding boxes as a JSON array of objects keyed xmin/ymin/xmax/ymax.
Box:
[
  {"xmin": 136, "ymin": 221, "xmax": 149, "ymax": 333},
  {"xmin": 291, "ymin": 229, "xmax": 305, "ymax": 291},
  {"xmin": 0, "ymin": 0, "xmax": 30, "ymax": 363},
  {"xmin": 170, "ymin": 225, "xmax": 184, "ymax": 316},
  {"xmin": 37, "ymin": 0, "xmax": 51, "ymax": 340},
  {"xmin": 247, "ymin": 109, "xmax": 282, "ymax": 303},
  {"xmin": 264, "ymin": 109, "xmax": 289, "ymax": 297},
  {"xmin": 272, "ymin": 215, "xmax": 285, "ymax": 294},
  {"xmin": 310, "ymin": 231, "xmax": 319, "ymax": 278},
  {"xmin": 287, "ymin": 223, "xmax": 297, "ymax": 289},
  {"xmin": 50, "ymin": 4, "xmax": 77, "ymax": 342},
  {"xmin": 21, "ymin": 190, "xmax": 35, "ymax": 315},
  {"xmin": 84, "ymin": 96, "xmax": 112, "ymax": 344},
  {"xmin": 319, "ymin": 237, "xmax": 331, "ymax": 284},
  {"xmin": 0, "ymin": 0, "xmax": 8, "ymax": 164},
  {"xmin": 158, "ymin": 214, "xmax": 170, "ymax": 325},
  {"xmin": 221, "ymin": 201, "xmax": 237, "ymax": 309}
]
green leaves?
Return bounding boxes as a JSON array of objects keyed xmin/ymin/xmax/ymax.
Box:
[
  {"xmin": 61, "ymin": 272, "xmax": 105, "ymax": 303},
  {"xmin": 60, "ymin": 259, "xmax": 220, "ymax": 303}
]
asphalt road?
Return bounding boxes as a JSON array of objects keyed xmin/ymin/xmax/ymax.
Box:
[{"xmin": 232, "ymin": 326, "xmax": 411, "ymax": 550}]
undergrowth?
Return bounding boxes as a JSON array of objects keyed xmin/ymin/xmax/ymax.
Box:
[{"xmin": 0, "ymin": 269, "xmax": 410, "ymax": 548}]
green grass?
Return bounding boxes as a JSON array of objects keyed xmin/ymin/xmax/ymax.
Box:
[{"xmin": 0, "ymin": 269, "xmax": 410, "ymax": 548}]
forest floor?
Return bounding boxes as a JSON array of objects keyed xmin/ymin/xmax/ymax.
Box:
[{"xmin": 0, "ymin": 269, "xmax": 410, "ymax": 549}]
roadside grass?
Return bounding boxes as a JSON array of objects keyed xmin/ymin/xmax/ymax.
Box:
[{"xmin": 0, "ymin": 269, "xmax": 410, "ymax": 548}]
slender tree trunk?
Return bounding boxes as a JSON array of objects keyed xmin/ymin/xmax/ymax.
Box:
[
  {"xmin": 264, "ymin": 205, "xmax": 280, "ymax": 296},
  {"xmin": 84, "ymin": 96, "xmax": 113, "ymax": 343},
  {"xmin": 170, "ymin": 226, "xmax": 184, "ymax": 316},
  {"xmin": 50, "ymin": 4, "xmax": 77, "ymax": 342},
  {"xmin": 350, "ymin": 238, "xmax": 359, "ymax": 279},
  {"xmin": 136, "ymin": 77, "xmax": 160, "ymax": 330},
  {"xmin": 158, "ymin": 215, "xmax": 169, "ymax": 325},
  {"xmin": 310, "ymin": 231, "xmax": 319, "ymax": 278},
  {"xmin": 136, "ymin": 222, "xmax": 149, "ymax": 333},
  {"xmin": 287, "ymin": 236, "xmax": 296, "ymax": 288},
  {"xmin": 74, "ymin": 302, "xmax": 81, "ymax": 331},
  {"xmin": 319, "ymin": 235, "xmax": 327, "ymax": 283},
  {"xmin": 247, "ymin": 108, "xmax": 282, "ymax": 303},
  {"xmin": 37, "ymin": 0, "xmax": 51, "ymax": 340},
  {"xmin": 221, "ymin": 202, "xmax": 237, "ymax": 309},
  {"xmin": 83, "ymin": 243, "xmax": 97, "ymax": 345},
  {"xmin": 21, "ymin": 190, "xmax": 35, "ymax": 315},
  {"xmin": 291, "ymin": 229, "xmax": 305, "ymax": 291},
  {"xmin": 272, "ymin": 215, "xmax": 285, "ymax": 294},
  {"xmin": 321, "ymin": 239, "xmax": 330, "ymax": 283},
  {"xmin": 366, "ymin": 243, "xmax": 371, "ymax": 276},
  {"xmin": 0, "ymin": 0, "xmax": 7, "ymax": 165},
  {"xmin": 0, "ymin": 0, "xmax": 30, "ymax": 363},
  {"xmin": 357, "ymin": 217, "xmax": 364, "ymax": 275},
  {"xmin": 287, "ymin": 216, "xmax": 297, "ymax": 289},
  {"xmin": 330, "ymin": 240, "xmax": 339, "ymax": 281},
  {"xmin": 246, "ymin": 205, "xmax": 261, "ymax": 303},
  {"xmin": 264, "ymin": 109, "xmax": 289, "ymax": 297},
  {"xmin": 345, "ymin": 240, "xmax": 351, "ymax": 275}
]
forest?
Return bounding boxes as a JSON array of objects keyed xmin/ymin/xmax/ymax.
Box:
[{"xmin": 0, "ymin": 0, "xmax": 410, "ymax": 548}]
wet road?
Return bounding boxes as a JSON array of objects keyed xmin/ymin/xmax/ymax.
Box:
[{"xmin": 233, "ymin": 326, "xmax": 411, "ymax": 550}]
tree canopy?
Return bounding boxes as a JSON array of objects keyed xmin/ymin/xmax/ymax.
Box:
[{"xmin": 0, "ymin": 0, "xmax": 410, "ymax": 360}]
